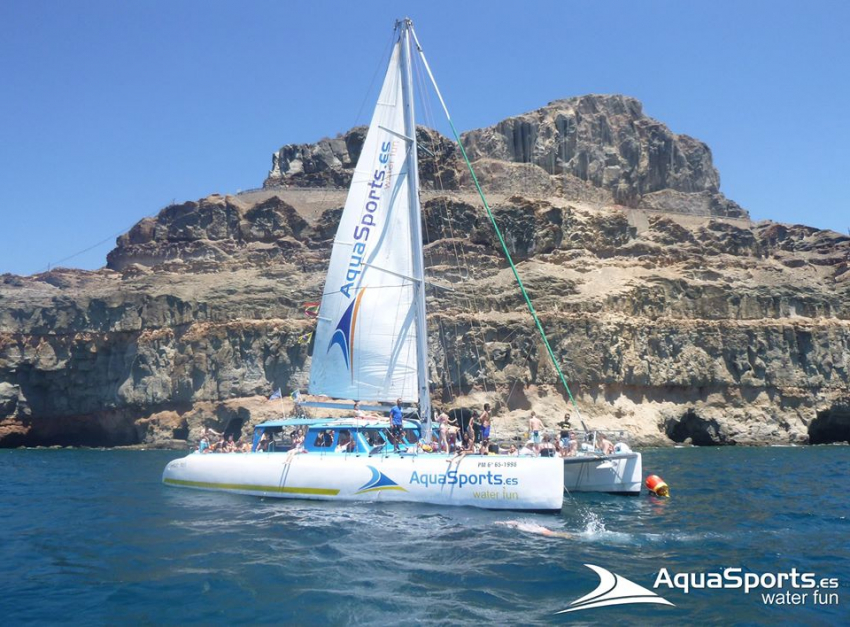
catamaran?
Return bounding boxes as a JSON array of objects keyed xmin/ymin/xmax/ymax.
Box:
[
  {"xmin": 163, "ymin": 18, "xmax": 564, "ymax": 511},
  {"xmin": 163, "ymin": 17, "xmax": 640, "ymax": 507}
]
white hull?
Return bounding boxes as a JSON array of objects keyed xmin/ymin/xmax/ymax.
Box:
[
  {"xmin": 562, "ymin": 452, "xmax": 642, "ymax": 495},
  {"xmin": 164, "ymin": 452, "xmax": 565, "ymax": 512}
]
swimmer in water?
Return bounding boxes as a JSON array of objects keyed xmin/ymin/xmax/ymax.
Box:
[{"xmin": 496, "ymin": 520, "xmax": 574, "ymax": 539}]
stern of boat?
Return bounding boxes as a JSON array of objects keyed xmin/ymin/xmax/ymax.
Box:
[{"xmin": 563, "ymin": 451, "xmax": 642, "ymax": 495}]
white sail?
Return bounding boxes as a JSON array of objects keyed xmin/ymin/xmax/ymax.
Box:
[{"xmin": 308, "ymin": 40, "xmax": 419, "ymax": 403}]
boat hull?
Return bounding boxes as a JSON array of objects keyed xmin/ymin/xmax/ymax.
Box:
[
  {"xmin": 163, "ymin": 452, "xmax": 564, "ymax": 512},
  {"xmin": 562, "ymin": 452, "xmax": 642, "ymax": 495}
]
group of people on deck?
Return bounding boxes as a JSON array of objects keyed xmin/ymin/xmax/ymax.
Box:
[
  {"xmin": 433, "ymin": 403, "xmax": 492, "ymax": 454},
  {"xmin": 197, "ymin": 428, "xmax": 251, "ymax": 454},
  {"xmin": 197, "ymin": 399, "xmax": 618, "ymax": 457}
]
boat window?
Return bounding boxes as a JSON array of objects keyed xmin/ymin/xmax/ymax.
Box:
[
  {"xmin": 365, "ymin": 429, "xmax": 387, "ymax": 446},
  {"xmin": 335, "ymin": 430, "xmax": 357, "ymax": 453},
  {"xmin": 403, "ymin": 428, "xmax": 419, "ymax": 444},
  {"xmin": 313, "ymin": 429, "xmax": 335, "ymax": 448},
  {"xmin": 254, "ymin": 427, "xmax": 304, "ymax": 452}
]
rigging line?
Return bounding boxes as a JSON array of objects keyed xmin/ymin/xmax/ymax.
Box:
[
  {"xmin": 505, "ymin": 331, "xmax": 539, "ymax": 418},
  {"xmin": 422, "ymin": 146, "xmax": 494, "ymax": 397},
  {"xmin": 411, "ymin": 28, "xmax": 584, "ymax": 422},
  {"xmin": 411, "ymin": 53, "xmax": 490, "ymax": 394},
  {"xmin": 411, "ymin": 54, "xmax": 454, "ymax": 400},
  {"xmin": 412, "ymin": 58, "xmax": 489, "ymax": 399},
  {"xmin": 40, "ymin": 214, "xmax": 157, "ymax": 274},
  {"xmin": 351, "ymin": 27, "xmax": 398, "ymax": 133},
  {"xmin": 412, "ymin": 53, "xmax": 458, "ymax": 405}
]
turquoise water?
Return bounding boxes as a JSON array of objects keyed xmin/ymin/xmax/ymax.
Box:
[{"xmin": 1, "ymin": 447, "xmax": 847, "ymax": 625}]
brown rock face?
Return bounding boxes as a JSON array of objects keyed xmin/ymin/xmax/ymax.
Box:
[
  {"xmin": 1, "ymin": 96, "xmax": 847, "ymax": 448},
  {"xmin": 265, "ymin": 94, "xmax": 746, "ymax": 219},
  {"xmin": 266, "ymin": 127, "xmax": 460, "ymax": 191}
]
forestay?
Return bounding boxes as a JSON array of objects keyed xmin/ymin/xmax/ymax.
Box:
[{"xmin": 308, "ymin": 40, "xmax": 419, "ymax": 403}]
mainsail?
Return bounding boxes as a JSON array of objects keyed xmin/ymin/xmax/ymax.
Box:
[{"xmin": 308, "ymin": 39, "xmax": 420, "ymax": 403}]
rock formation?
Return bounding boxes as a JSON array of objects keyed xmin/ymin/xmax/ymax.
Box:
[
  {"xmin": 1, "ymin": 95, "xmax": 848, "ymax": 449},
  {"xmin": 267, "ymin": 95, "xmax": 746, "ymax": 218}
]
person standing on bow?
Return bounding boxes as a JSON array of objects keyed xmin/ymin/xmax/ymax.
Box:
[{"xmin": 388, "ymin": 398, "xmax": 404, "ymax": 452}]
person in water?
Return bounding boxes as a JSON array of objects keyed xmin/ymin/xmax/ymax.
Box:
[{"xmin": 496, "ymin": 520, "xmax": 574, "ymax": 539}]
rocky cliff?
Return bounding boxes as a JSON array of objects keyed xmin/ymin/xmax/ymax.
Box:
[
  {"xmin": 266, "ymin": 95, "xmax": 746, "ymax": 218},
  {"xmin": 1, "ymin": 95, "xmax": 848, "ymax": 448}
]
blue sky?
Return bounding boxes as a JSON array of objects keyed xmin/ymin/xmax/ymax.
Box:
[{"xmin": 1, "ymin": 1, "xmax": 847, "ymax": 276}]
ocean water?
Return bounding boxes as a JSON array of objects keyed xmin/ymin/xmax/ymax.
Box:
[{"xmin": 1, "ymin": 446, "xmax": 847, "ymax": 625}]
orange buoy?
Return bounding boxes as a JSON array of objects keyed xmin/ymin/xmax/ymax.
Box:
[{"xmin": 645, "ymin": 474, "xmax": 670, "ymax": 497}]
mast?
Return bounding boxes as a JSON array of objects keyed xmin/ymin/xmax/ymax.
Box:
[{"xmin": 398, "ymin": 18, "xmax": 432, "ymax": 425}]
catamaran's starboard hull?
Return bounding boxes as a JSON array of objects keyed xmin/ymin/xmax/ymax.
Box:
[
  {"xmin": 163, "ymin": 452, "xmax": 565, "ymax": 512},
  {"xmin": 563, "ymin": 452, "xmax": 642, "ymax": 495}
]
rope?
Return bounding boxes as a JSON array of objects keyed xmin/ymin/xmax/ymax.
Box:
[
  {"xmin": 410, "ymin": 26, "xmax": 585, "ymax": 423},
  {"xmin": 412, "ymin": 51, "xmax": 494, "ymax": 402}
]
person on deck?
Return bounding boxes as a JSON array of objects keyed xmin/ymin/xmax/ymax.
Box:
[
  {"xmin": 519, "ymin": 440, "xmax": 537, "ymax": 456},
  {"xmin": 528, "ymin": 411, "xmax": 544, "ymax": 452},
  {"xmin": 598, "ymin": 432, "xmax": 615, "ymax": 455},
  {"xmin": 437, "ymin": 409, "xmax": 450, "ymax": 452},
  {"xmin": 353, "ymin": 400, "xmax": 379, "ymax": 419},
  {"xmin": 480, "ymin": 410, "xmax": 492, "ymax": 451},
  {"xmin": 257, "ymin": 432, "xmax": 270, "ymax": 452},
  {"xmin": 389, "ymin": 398, "xmax": 404, "ymax": 452},
  {"xmin": 336, "ymin": 430, "xmax": 355, "ymax": 453},
  {"xmin": 467, "ymin": 411, "xmax": 478, "ymax": 444}
]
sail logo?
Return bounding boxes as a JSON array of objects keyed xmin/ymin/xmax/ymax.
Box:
[
  {"xmin": 557, "ymin": 564, "xmax": 675, "ymax": 614},
  {"xmin": 355, "ymin": 465, "xmax": 407, "ymax": 494},
  {"xmin": 328, "ymin": 288, "xmax": 367, "ymax": 378},
  {"xmin": 339, "ymin": 140, "xmax": 392, "ymax": 299}
]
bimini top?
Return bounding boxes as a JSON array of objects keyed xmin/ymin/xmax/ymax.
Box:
[{"xmin": 256, "ymin": 417, "xmax": 420, "ymax": 430}]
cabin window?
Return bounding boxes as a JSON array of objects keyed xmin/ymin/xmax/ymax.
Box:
[
  {"xmin": 403, "ymin": 429, "xmax": 419, "ymax": 444},
  {"xmin": 254, "ymin": 427, "xmax": 303, "ymax": 452},
  {"xmin": 335, "ymin": 430, "xmax": 357, "ymax": 453},
  {"xmin": 365, "ymin": 430, "xmax": 387, "ymax": 446},
  {"xmin": 313, "ymin": 429, "xmax": 335, "ymax": 448}
]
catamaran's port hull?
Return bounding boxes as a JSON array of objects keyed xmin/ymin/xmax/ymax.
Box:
[
  {"xmin": 163, "ymin": 452, "xmax": 565, "ymax": 512},
  {"xmin": 563, "ymin": 452, "xmax": 642, "ymax": 495}
]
